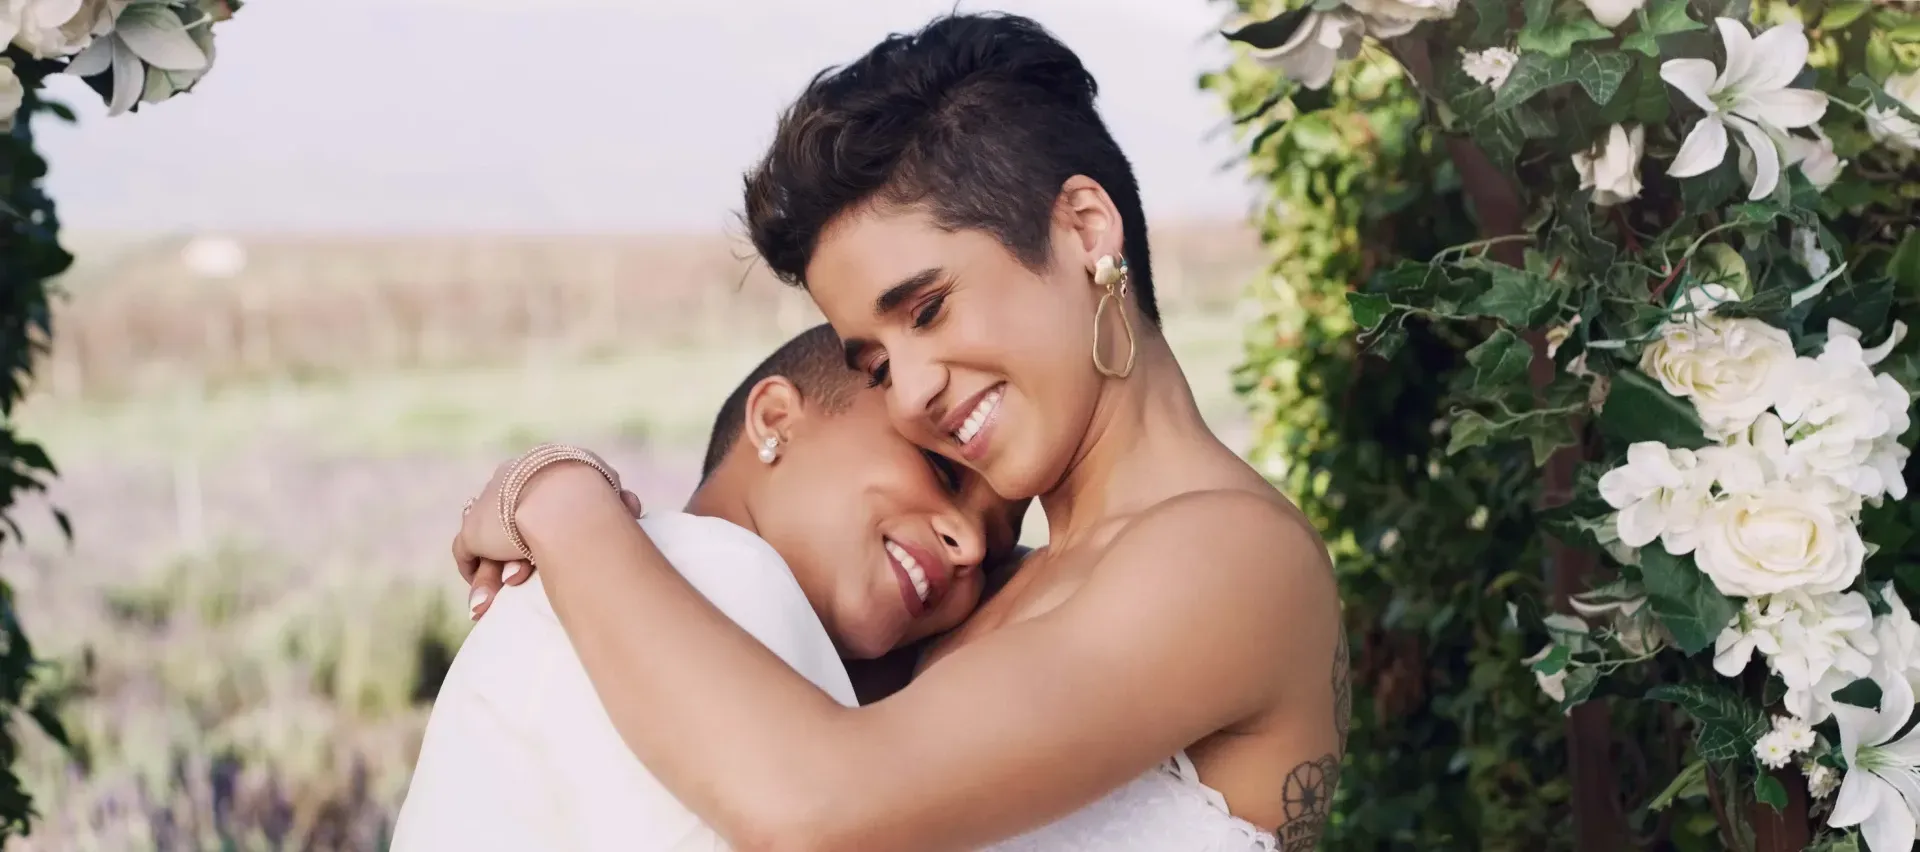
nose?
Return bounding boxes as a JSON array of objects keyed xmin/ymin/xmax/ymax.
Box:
[
  {"xmin": 885, "ymin": 344, "xmax": 948, "ymax": 437},
  {"xmin": 929, "ymin": 508, "xmax": 986, "ymax": 575}
]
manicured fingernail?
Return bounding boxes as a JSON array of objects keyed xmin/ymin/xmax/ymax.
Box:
[
  {"xmin": 469, "ymin": 587, "xmax": 489, "ymax": 613},
  {"xmin": 502, "ymin": 561, "xmax": 525, "ymax": 583}
]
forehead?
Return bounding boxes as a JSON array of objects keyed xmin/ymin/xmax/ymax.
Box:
[{"xmin": 806, "ymin": 207, "xmax": 996, "ymax": 319}]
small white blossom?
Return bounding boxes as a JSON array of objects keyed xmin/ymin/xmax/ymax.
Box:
[
  {"xmin": 1461, "ymin": 47, "xmax": 1518, "ymax": 90},
  {"xmin": 1580, "ymin": 0, "xmax": 1645, "ymax": 27},
  {"xmin": 1804, "ymin": 760, "xmax": 1839, "ymax": 799},
  {"xmin": 1756, "ymin": 730, "xmax": 1795, "ymax": 769},
  {"xmin": 1639, "ymin": 283, "xmax": 1799, "ymax": 438},
  {"xmin": 1867, "ymin": 69, "xmax": 1920, "ymax": 153},
  {"xmin": 1572, "ymin": 124, "xmax": 1645, "ymax": 207},
  {"xmin": 1662, "ymin": 20, "xmax": 1828, "ymax": 200},
  {"xmin": 1772, "ymin": 714, "xmax": 1817, "ymax": 753}
]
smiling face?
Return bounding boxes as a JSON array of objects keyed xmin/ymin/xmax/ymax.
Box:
[
  {"xmin": 804, "ymin": 185, "xmax": 1127, "ymax": 501},
  {"xmin": 747, "ymin": 386, "xmax": 1022, "ymax": 659}
]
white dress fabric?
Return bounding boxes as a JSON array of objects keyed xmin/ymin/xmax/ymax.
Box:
[
  {"xmin": 981, "ymin": 752, "xmax": 1279, "ymax": 851},
  {"xmin": 390, "ymin": 512, "xmax": 856, "ymax": 852}
]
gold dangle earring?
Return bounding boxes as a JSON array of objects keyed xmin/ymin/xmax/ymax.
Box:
[{"xmin": 1091, "ymin": 254, "xmax": 1136, "ymax": 379}]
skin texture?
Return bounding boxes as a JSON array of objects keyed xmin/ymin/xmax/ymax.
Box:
[{"xmin": 452, "ymin": 178, "xmax": 1345, "ymax": 851}]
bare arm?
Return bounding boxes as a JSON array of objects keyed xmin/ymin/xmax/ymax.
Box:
[{"xmin": 518, "ymin": 467, "xmax": 1334, "ymax": 852}]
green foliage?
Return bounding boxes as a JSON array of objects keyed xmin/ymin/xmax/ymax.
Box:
[
  {"xmin": 1213, "ymin": 0, "xmax": 1920, "ymax": 845},
  {"xmin": 0, "ymin": 61, "xmax": 78, "ymax": 840}
]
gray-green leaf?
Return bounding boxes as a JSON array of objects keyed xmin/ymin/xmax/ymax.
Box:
[{"xmin": 1492, "ymin": 49, "xmax": 1634, "ymax": 111}]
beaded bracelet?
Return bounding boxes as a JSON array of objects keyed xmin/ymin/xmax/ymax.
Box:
[{"xmin": 497, "ymin": 443, "xmax": 620, "ymax": 563}]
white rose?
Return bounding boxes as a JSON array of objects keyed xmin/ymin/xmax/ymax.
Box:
[
  {"xmin": 1344, "ymin": 0, "xmax": 1459, "ymax": 37},
  {"xmin": 1782, "ymin": 128, "xmax": 1845, "ymax": 190},
  {"xmin": 1773, "ymin": 321, "xmax": 1912, "ymax": 501},
  {"xmin": 1598, "ymin": 442, "xmax": 1713, "ymax": 553},
  {"xmin": 8, "ymin": 0, "xmax": 89, "ymax": 58},
  {"xmin": 1581, "ymin": 0, "xmax": 1645, "ymax": 28},
  {"xmin": 1694, "ymin": 484, "xmax": 1866, "ymax": 598},
  {"xmin": 1867, "ymin": 70, "xmax": 1920, "ymax": 153},
  {"xmin": 1248, "ymin": 10, "xmax": 1363, "ymax": 91},
  {"xmin": 1639, "ymin": 284, "xmax": 1798, "ymax": 438},
  {"xmin": 1572, "ymin": 123, "xmax": 1644, "ymax": 206},
  {"xmin": 0, "ymin": 58, "xmax": 21, "ymax": 130},
  {"xmin": 1461, "ymin": 47, "xmax": 1518, "ymax": 90}
]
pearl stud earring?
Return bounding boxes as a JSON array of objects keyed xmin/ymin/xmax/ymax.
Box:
[{"xmin": 758, "ymin": 436, "xmax": 780, "ymax": 464}]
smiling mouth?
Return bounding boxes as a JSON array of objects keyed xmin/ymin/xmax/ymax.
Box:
[
  {"xmin": 885, "ymin": 538, "xmax": 931, "ymax": 604},
  {"xmin": 951, "ymin": 383, "xmax": 1004, "ymax": 450}
]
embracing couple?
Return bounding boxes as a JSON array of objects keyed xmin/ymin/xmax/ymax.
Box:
[{"xmin": 391, "ymin": 13, "xmax": 1343, "ymax": 852}]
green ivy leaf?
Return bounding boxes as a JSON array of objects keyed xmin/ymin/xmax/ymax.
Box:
[
  {"xmin": 1348, "ymin": 292, "xmax": 1393, "ymax": 329},
  {"xmin": 1467, "ymin": 328, "xmax": 1534, "ymax": 391},
  {"xmin": 1598, "ymin": 369, "xmax": 1712, "ymax": 450},
  {"xmin": 1531, "ymin": 642, "xmax": 1572, "ymax": 675},
  {"xmin": 1754, "ymin": 774, "xmax": 1787, "ymax": 811},
  {"xmin": 1560, "ymin": 667, "xmax": 1601, "ymax": 712},
  {"xmin": 1639, "ymin": 548, "xmax": 1738, "ymax": 656},
  {"xmin": 1621, "ymin": 0, "xmax": 1706, "ymax": 56},
  {"xmin": 1682, "ymin": 157, "xmax": 1745, "ymax": 217},
  {"xmin": 1465, "ymin": 266, "xmax": 1560, "ymax": 326},
  {"xmin": 1447, "ymin": 410, "xmax": 1497, "ymax": 455},
  {"xmin": 1647, "ymin": 682, "xmax": 1768, "ymax": 764},
  {"xmin": 1492, "ymin": 49, "xmax": 1634, "ymax": 111},
  {"xmin": 1470, "ymin": 0, "xmax": 1516, "ymax": 45},
  {"xmin": 1831, "ymin": 676, "xmax": 1883, "ymax": 711},
  {"xmin": 1222, "ymin": 8, "xmax": 1311, "ymax": 49},
  {"xmin": 1520, "ymin": 417, "xmax": 1577, "ymax": 466},
  {"xmin": 1517, "ymin": 7, "xmax": 1615, "ymax": 58}
]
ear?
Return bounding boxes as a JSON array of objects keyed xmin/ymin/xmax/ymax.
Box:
[
  {"xmin": 1055, "ymin": 175, "xmax": 1123, "ymax": 274},
  {"xmin": 743, "ymin": 375, "xmax": 806, "ymax": 453}
]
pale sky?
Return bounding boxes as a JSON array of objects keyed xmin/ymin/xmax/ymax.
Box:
[{"xmin": 35, "ymin": 0, "xmax": 1257, "ymax": 234}]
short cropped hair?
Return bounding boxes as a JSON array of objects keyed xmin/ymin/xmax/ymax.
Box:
[
  {"xmin": 701, "ymin": 323, "xmax": 862, "ymax": 478},
  {"xmin": 742, "ymin": 12, "xmax": 1160, "ymax": 325}
]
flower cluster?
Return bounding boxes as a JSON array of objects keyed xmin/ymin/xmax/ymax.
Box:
[
  {"xmin": 0, "ymin": 0, "xmax": 234, "ymax": 127},
  {"xmin": 1244, "ymin": 0, "xmax": 1459, "ymax": 89}
]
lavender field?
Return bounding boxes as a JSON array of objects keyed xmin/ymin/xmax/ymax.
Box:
[{"xmin": 6, "ymin": 228, "xmax": 1259, "ymax": 850}]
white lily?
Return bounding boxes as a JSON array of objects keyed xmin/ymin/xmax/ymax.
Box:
[
  {"xmin": 1867, "ymin": 70, "xmax": 1920, "ymax": 153},
  {"xmin": 1829, "ymin": 665, "xmax": 1920, "ymax": 852},
  {"xmin": 1247, "ymin": 10, "xmax": 1363, "ymax": 91},
  {"xmin": 65, "ymin": 0, "xmax": 209, "ymax": 115},
  {"xmin": 1781, "ymin": 127, "xmax": 1845, "ymax": 190},
  {"xmin": 1660, "ymin": 19, "xmax": 1828, "ymax": 200}
]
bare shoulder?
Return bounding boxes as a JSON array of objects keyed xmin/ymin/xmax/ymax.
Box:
[{"xmin": 1102, "ymin": 488, "xmax": 1331, "ymax": 597}]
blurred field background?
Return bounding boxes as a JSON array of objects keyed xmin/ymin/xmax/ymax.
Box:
[{"xmin": 4, "ymin": 224, "xmax": 1266, "ymax": 850}]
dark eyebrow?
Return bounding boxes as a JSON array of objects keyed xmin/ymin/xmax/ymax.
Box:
[{"xmin": 841, "ymin": 267, "xmax": 943, "ymax": 371}]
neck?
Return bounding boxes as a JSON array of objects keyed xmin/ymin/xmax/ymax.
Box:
[
  {"xmin": 1038, "ymin": 321, "xmax": 1223, "ymax": 546},
  {"xmin": 683, "ymin": 461, "xmax": 759, "ymax": 537}
]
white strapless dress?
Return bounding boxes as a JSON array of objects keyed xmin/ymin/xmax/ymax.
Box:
[{"xmin": 980, "ymin": 752, "xmax": 1278, "ymax": 851}]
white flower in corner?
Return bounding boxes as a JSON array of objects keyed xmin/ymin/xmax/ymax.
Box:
[
  {"xmin": 1572, "ymin": 124, "xmax": 1645, "ymax": 206},
  {"xmin": 1461, "ymin": 47, "xmax": 1518, "ymax": 90},
  {"xmin": 5, "ymin": 0, "xmax": 90, "ymax": 59},
  {"xmin": 65, "ymin": 0, "xmax": 211, "ymax": 116},
  {"xmin": 1249, "ymin": 10, "xmax": 1363, "ymax": 91},
  {"xmin": 1661, "ymin": 19, "xmax": 1828, "ymax": 200},
  {"xmin": 1695, "ymin": 484, "xmax": 1866, "ymax": 598},
  {"xmin": 1828, "ymin": 665, "xmax": 1920, "ymax": 852},
  {"xmin": 1638, "ymin": 283, "xmax": 1798, "ymax": 438},
  {"xmin": 0, "ymin": 58, "xmax": 22, "ymax": 130},
  {"xmin": 1344, "ymin": 0, "xmax": 1460, "ymax": 38},
  {"xmin": 1581, "ymin": 0, "xmax": 1645, "ymax": 28},
  {"xmin": 1782, "ymin": 128, "xmax": 1845, "ymax": 190},
  {"xmin": 1866, "ymin": 70, "xmax": 1920, "ymax": 153},
  {"xmin": 1597, "ymin": 442, "xmax": 1712, "ymax": 553}
]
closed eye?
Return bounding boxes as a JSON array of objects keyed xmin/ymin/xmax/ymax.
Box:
[
  {"xmin": 912, "ymin": 292, "xmax": 946, "ymax": 329},
  {"xmin": 865, "ymin": 360, "xmax": 890, "ymax": 388}
]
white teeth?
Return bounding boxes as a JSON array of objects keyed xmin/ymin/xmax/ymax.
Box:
[
  {"xmin": 886, "ymin": 540, "xmax": 930, "ymax": 602},
  {"xmin": 953, "ymin": 387, "xmax": 1002, "ymax": 445}
]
